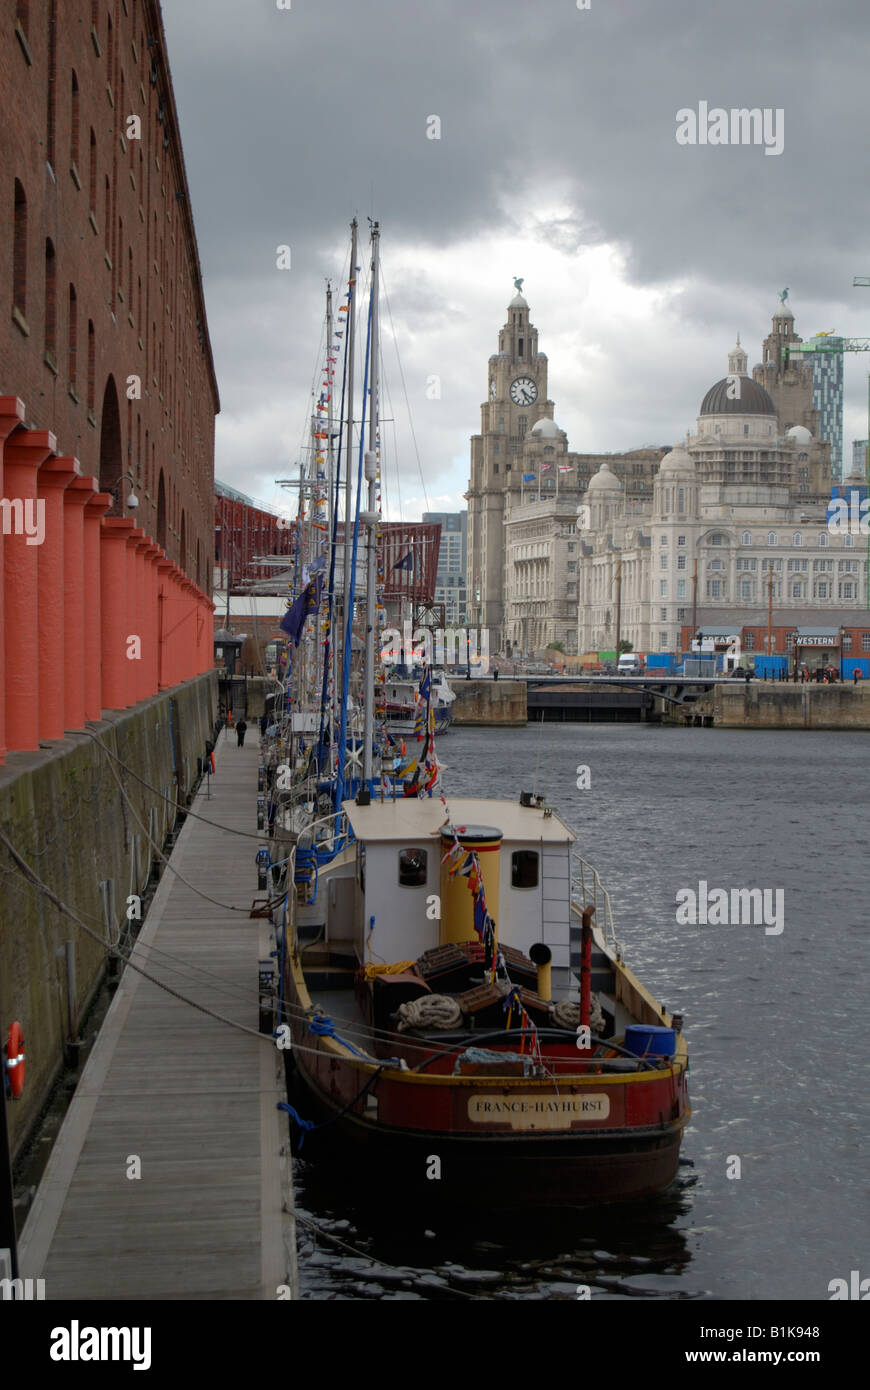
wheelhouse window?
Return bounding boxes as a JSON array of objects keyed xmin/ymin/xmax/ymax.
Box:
[
  {"xmin": 398, "ymin": 847, "xmax": 427, "ymax": 887},
  {"xmin": 511, "ymin": 850, "xmax": 539, "ymax": 889}
]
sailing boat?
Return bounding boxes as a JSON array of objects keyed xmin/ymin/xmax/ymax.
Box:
[{"xmin": 271, "ymin": 223, "xmax": 690, "ymax": 1203}]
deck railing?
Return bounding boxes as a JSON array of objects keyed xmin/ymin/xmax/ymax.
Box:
[{"xmin": 570, "ymin": 846, "xmax": 621, "ymax": 958}]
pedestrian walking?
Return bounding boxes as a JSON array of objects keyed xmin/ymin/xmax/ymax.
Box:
[
  {"xmin": 853, "ymin": 668, "xmax": 861, "ymax": 686},
  {"xmin": 236, "ymin": 718, "xmax": 247, "ymax": 747}
]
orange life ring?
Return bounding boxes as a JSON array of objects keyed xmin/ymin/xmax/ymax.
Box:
[{"xmin": 6, "ymin": 1021, "xmax": 25, "ymax": 1098}]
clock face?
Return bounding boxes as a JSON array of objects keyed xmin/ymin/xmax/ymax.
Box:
[
  {"xmin": 510, "ymin": 376, "xmax": 537, "ymax": 406},
  {"xmin": 489, "ymin": 379, "xmax": 497, "ymax": 400}
]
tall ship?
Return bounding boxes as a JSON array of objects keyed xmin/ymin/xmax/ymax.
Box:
[{"xmin": 260, "ymin": 221, "xmax": 690, "ymax": 1203}]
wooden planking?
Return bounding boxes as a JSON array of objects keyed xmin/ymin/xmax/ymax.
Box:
[{"xmin": 19, "ymin": 728, "xmax": 298, "ymax": 1301}]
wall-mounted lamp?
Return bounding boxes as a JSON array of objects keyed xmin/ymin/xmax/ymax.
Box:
[{"xmin": 111, "ymin": 470, "xmax": 139, "ymax": 512}]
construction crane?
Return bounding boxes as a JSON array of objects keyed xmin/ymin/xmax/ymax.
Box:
[{"xmin": 784, "ymin": 309, "xmax": 870, "ymax": 604}]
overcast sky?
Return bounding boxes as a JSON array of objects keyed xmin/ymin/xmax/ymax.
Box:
[{"xmin": 161, "ymin": 0, "xmax": 870, "ymax": 520}]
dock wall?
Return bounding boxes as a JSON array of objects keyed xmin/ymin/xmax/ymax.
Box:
[
  {"xmin": 666, "ymin": 681, "xmax": 870, "ymax": 730},
  {"xmin": 451, "ymin": 680, "xmax": 526, "ymax": 726},
  {"xmin": 0, "ymin": 672, "xmax": 217, "ymax": 1158}
]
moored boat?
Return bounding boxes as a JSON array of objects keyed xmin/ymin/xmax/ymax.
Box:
[
  {"xmin": 266, "ymin": 219, "xmax": 689, "ymax": 1202},
  {"xmin": 282, "ymin": 792, "xmax": 689, "ymax": 1204}
]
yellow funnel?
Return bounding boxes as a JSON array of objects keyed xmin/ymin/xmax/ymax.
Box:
[{"xmin": 439, "ymin": 825, "xmax": 502, "ymax": 948}]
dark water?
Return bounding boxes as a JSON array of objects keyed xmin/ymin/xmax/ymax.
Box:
[{"xmin": 294, "ymin": 724, "xmax": 870, "ymax": 1300}]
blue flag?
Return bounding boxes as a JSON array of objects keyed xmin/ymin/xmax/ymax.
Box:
[
  {"xmin": 393, "ymin": 551, "xmax": 414, "ymax": 571},
  {"xmin": 280, "ymin": 573, "xmax": 323, "ymax": 646},
  {"xmin": 523, "ymin": 473, "xmax": 535, "ymax": 482}
]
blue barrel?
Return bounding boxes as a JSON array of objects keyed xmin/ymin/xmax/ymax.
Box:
[{"xmin": 624, "ymin": 1024, "xmax": 676, "ymax": 1057}]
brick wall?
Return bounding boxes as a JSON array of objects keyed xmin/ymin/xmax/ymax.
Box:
[{"xmin": 1, "ymin": 0, "xmax": 219, "ymax": 592}]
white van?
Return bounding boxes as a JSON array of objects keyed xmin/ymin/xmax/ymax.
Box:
[{"xmin": 617, "ymin": 654, "xmax": 642, "ymax": 675}]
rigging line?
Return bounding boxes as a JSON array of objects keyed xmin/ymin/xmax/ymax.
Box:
[
  {"xmin": 380, "ymin": 268, "xmax": 430, "ymax": 514},
  {"xmin": 379, "ymin": 341, "xmax": 401, "ymax": 522},
  {"xmin": 0, "ymin": 822, "xmax": 273, "ymax": 1044},
  {"xmin": 317, "ymin": 258, "xmax": 353, "ymax": 758},
  {"xmin": 78, "ymin": 728, "xmax": 289, "ymax": 914},
  {"xmin": 0, "ymin": 821, "xmax": 396, "ymax": 1064},
  {"xmin": 73, "ymin": 727, "xmax": 291, "ymax": 842},
  {"xmin": 334, "ymin": 269, "xmax": 374, "ymax": 812},
  {"xmin": 293, "ymin": 1212, "xmax": 487, "ymax": 1301}
]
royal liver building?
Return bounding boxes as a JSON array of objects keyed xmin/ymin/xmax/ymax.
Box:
[{"xmin": 466, "ymin": 286, "xmax": 665, "ymax": 655}]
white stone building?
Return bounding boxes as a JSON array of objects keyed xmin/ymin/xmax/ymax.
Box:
[{"xmin": 578, "ymin": 341, "xmax": 854, "ymax": 658}]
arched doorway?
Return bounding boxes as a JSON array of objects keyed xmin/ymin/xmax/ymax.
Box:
[
  {"xmin": 98, "ymin": 375, "xmax": 122, "ymax": 496},
  {"xmin": 156, "ymin": 470, "xmax": 166, "ymax": 548}
]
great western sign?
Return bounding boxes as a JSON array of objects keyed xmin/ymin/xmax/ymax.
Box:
[{"xmin": 468, "ymin": 1094, "xmax": 610, "ymax": 1129}]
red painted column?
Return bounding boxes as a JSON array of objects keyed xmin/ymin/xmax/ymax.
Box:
[
  {"xmin": 138, "ymin": 534, "xmax": 151, "ymax": 700},
  {"xmin": 181, "ymin": 579, "xmax": 196, "ymax": 679},
  {"xmin": 134, "ymin": 538, "xmax": 150, "ymax": 702},
  {"xmin": 206, "ymin": 597, "xmax": 216, "ymax": 676},
  {"xmin": 63, "ymin": 477, "xmax": 96, "ymax": 733},
  {"xmin": 100, "ymin": 518, "xmax": 136, "ymax": 710},
  {"xmin": 3, "ymin": 428, "xmax": 57, "ymax": 751},
  {"xmin": 0, "ymin": 396, "xmax": 26, "ymax": 764},
  {"xmin": 172, "ymin": 568, "xmax": 186, "ymax": 684},
  {"xmin": 157, "ymin": 558, "xmax": 173, "ymax": 689},
  {"xmin": 37, "ymin": 456, "xmax": 82, "ymax": 742},
  {"xmin": 83, "ymin": 492, "xmax": 111, "ymax": 720},
  {"xmin": 122, "ymin": 528, "xmax": 145, "ymax": 706},
  {"xmin": 144, "ymin": 543, "xmax": 162, "ymax": 697},
  {"xmin": 196, "ymin": 591, "xmax": 211, "ymax": 676}
]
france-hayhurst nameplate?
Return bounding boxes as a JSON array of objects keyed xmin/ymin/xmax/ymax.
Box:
[{"xmin": 468, "ymin": 1094, "xmax": 610, "ymax": 1130}]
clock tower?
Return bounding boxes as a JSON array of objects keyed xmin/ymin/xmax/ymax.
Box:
[{"xmin": 467, "ymin": 284, "xmax": 553, "ymax": 647}]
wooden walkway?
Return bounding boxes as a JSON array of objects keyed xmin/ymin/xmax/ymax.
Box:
[{"xmin": 18, "ymin": 728, "xmax": 298, "ymax": 1300}]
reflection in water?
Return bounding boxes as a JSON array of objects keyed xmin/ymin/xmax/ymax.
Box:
[{"xmin": 293, "ymin": 1145, "xmax": 696, "ymax": 1301}]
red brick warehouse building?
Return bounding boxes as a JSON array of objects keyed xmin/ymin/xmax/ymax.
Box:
[{"xmin": 1, "ymin": 0, "xmax": 220, "ymax": 759}]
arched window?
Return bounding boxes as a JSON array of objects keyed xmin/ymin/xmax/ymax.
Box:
[
  {"xmin": 818, "ymin": 532, "xmax": 828, "ymax": 548},
  {"xmin": 68, "ymin": 283, "xmax": 77, "ymax": 389},
  {"xmin": 87, "ymin": 320, "xmax": 95, "ymax": 411},
  {"xmin": 44, "ymin": 238, "xmax": 57, "ymax": 359},
  {"xmin": 793, "ymin": 532, "xmax": 802, "ymax": 546},
  {"xmin": 741, "ymin": 531, "xmax": 751, "ymax": 545},
  {"xmin": 98, "ymin": 376, "xmax": 122, "ymax": 495},
  {"xmin": 13, "ymin": 180, "xmax": 27, "ymax": 320},
  {"xmin": 70, "ymin": 71, "xmax": 80, "ymax": 173},
  {"xmin": 88, "ymin": 128, "xmax": 97, "ymax": 213},
  {"xmin": 767, "ymin": 532, "xmax": 777, "ymax": 546},
  {"xmin": 156, "ymin": 470, "xmax": 166, "ymax": 547},
  {"xmin": 845, "ymin": 534, "xmax": 854, "ymax": 548}
]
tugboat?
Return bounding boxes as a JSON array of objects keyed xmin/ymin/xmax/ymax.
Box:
[
  {"xmin": 283, "ymin": 791, "xmax": 689, "ymax": 1203},
  {"xmin": 267, "ymin": 222, "xmax": 689, "ymax": 1201}
]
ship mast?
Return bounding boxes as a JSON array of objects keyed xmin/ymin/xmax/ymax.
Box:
[
  {"xmin": 341, "ymin": 219, "xmax": 359, "ymax": 690},
  {"xmin": 361, "ymin": 220, "xmax": 380, "ymax": 791}
]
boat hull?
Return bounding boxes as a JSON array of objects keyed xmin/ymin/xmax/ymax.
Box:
[{"xmin": 286, "ymin": 1058, "xmax": 685, "ymax": 1204}]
